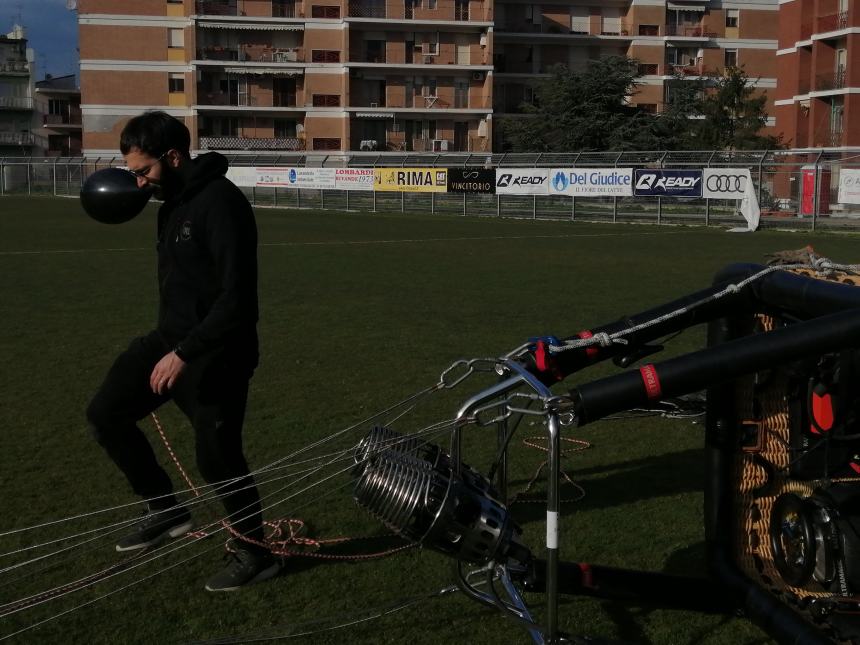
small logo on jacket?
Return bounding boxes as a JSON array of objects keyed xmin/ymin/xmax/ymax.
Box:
[{"xmin": 180, "ymin": 221, "xmax": 192, "ymax": 241}]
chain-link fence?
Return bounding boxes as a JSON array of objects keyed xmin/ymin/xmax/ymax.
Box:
[{"xmin": 3, "ymin": 150, "xmax": 859, "ymax": 231}]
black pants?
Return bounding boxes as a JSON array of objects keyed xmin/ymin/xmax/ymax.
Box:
[{"xmin": 86, "ymin": 331, "xmax": 265, "ymax": 546}]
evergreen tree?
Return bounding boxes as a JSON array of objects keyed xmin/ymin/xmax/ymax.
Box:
[
  {"xmin": 500, "ymin": 57, "xmax": 655, "ymax": 152},
  {"xmin": 693, "ymin": 66, "xmax": 782, "ymax": 150}
]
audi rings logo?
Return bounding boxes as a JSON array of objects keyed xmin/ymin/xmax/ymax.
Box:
[{"xmin": 706, "ymin": 173, "xmax": 747, "ymax": 194}]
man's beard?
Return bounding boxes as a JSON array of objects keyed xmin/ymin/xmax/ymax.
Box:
[{"xmin": 150, "ymin": 164, "xmax": 183, "ymax": 201}]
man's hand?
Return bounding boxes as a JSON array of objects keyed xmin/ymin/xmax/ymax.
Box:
[{"xmin": 150, "ymin": 351, "xmax": 187, "ymax": 395}]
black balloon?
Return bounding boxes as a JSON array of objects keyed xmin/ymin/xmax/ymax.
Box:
[{"xmin": 80, "ymin": 168, "xmax": 153, "ymax": 224}]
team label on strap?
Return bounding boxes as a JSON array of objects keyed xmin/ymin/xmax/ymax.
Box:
[{"xmin": 639, "ymin": 364, "xmax": 662, "ymax": 401}]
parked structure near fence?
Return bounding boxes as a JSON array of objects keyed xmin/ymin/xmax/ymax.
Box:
[{"xmin": 2, "ymin": 149, "xmax": 859, "ymax": 232}]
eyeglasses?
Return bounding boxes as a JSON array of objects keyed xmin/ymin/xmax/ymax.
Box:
[{"xmin": 127, "ymin": 152, "xmax": 168, "ymax": 179}]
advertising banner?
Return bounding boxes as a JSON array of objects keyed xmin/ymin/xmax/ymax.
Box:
[
  {"xmin": 703, "ymin": 168, "xmax": 751, "ymax": 199},
  {"xmin": 447, "ymin": 168, "xmax": 496, "ymax": 194},
  {"xmin": 495, "ymin": 168, "xmax": 549, "ymax": 195},
  {"xmin": 256, "ymin": 167, "xmax": 336, "ymax": 190},
  {"xmin": 702, "ymin": 168, "xmax": 760, "ymax": 231},
  {"xmin": 838, "ymin": 168, "xmax": 860, "ymax": 205},
  {"xmin": 225, "ymin": 167, "xmax": 257, "ymax": 188},
  {"xmin": 334, "ymin": 168, "xmax": 374, "ymax": 191},
  {"xmin": 548, "ymin": 168, "xmax": 633, "ymax": 197},
  {"xmin": 633, "ymin": 169, "xmax": 703, "ymax": 198},
  {"xmin": 374, "ymin": 167, "xmax": 448, "ymax": 192}
]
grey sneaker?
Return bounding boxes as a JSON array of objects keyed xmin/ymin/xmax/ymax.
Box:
[
  {"xmin": 205, "ymin": 548, "xmax": 281, "ymax": 592},
  {"xmin": 115, "ymin": 505, "xmax": 192, "ymax": 552}
]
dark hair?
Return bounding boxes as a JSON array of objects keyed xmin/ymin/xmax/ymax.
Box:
[{"xmin": 120, "ymin": 111, "xmax": 191, "ymax": 158}]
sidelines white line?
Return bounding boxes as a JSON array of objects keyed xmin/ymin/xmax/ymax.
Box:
[
  {"xmin": 261, "ymin": 230, "xmax": 693, "ymax": 248},
  {"xmin": 0, "ymin": 230, "xmax": 694, "ymax": 257}
]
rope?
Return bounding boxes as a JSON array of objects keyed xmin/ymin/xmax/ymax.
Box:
[
  {"xmin": 509, "ymin": 435, "xmax": 590, "ymax": 505},
  {"xmin": 150, "ymin": 412, "xmax": 415, "ymax": 561},
  {"xmin": 547, "ymin": 260, "xmax": 860, "ymax": 355}
]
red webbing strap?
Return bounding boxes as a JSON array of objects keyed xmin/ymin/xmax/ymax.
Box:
[{"xmin": 639, "ymin": 364, "xmax": 662, "ymax": 401}]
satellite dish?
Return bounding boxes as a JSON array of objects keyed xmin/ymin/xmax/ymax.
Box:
[{"xmin": 66, "ymin": 0, "xmax": 77, "ymax": 10}]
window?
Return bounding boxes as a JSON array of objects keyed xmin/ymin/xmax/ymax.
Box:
[
  {"xmin": 725, "ymin": 9, "xmax": 739, "ymax": 28},
  {"xmin": 217, "ymin": 117, "xmax": 238, "ymax": 137},
  {"xmin": 724, "ymin": 48, "xmax": 738, "ymax": 68},
  {"xmin": 169, "ymin": 73, "xmax": 185, "ymax": 93},
  {"xmin": 312, "ymin": 138, "xmax": 341, "ymax": 150},
  {"xmin": 311, "ymin": 5, "xmax": 340, "ymax": 18},
  {"xmin": 638, "ymin": 24, "xmax": 659, "ymax": 36},
  {"xmin": 312, "ymin": 94, "xmax": 341, "ymax": 107},
  {"xmin": 311, "ymin": 50, "xmax": 341, "ymax": 63},
  {"xmin": 168, "ymin": 28, "xmax": 184, "ymax": 48},
  {"xmin": 274, "ymin": 119, "xmax": 297, "ymax": 138},
  {"xmin": 427, "ymin": 0, "xmax": 436, "ymax": 8}
]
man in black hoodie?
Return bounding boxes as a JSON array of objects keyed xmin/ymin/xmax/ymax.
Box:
[{"xmin": 86, "ymin": 111, "xmax": 279, "ymax": 591}]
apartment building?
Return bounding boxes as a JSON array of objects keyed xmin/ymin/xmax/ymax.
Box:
[
  {"xmin": 78, "ymin": 0, "xmax": 494, "ymax": 155},
  {"xmin": 35, "ymin": 75, "xmax": 83, "ymax": 156},
  {"xmin": 775, "ymin": 0, "xmax": 859, "ymax": 149},
  {"xmin": 0, "ymin": 25, "xmax": 37, "ymax": 156},
  {"xmin": 494, "ymin": 0, "xmax": 780, "ymax": 148},
  {"xmin": 78, "ymin": 0, "xmax": 786, "ymax": 155}
]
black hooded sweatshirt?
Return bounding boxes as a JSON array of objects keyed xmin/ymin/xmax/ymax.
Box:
[{"xmin": 155, "ymin": 152, "xmax": 259, "ymax": 369}]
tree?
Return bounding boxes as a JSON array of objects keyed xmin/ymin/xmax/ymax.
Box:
[
  {"xmin": 499, "ymin": 59, "xmax": 780, "ymax": 152},
  {"xmin": 500, "ymin": 56, "xmax": 658, "ymax": 152},
  {"xmin": 693, "ymin": 66, "xmax": 782, "ymax": 150}
]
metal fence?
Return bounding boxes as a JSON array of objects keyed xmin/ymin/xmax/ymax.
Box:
[{"xmin": 3, "ymin": 150, "xmax": 860, "ymax": 231}]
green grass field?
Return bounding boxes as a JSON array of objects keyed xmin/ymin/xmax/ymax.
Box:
[{"xmin": 3, "ymin": 196, "xmax": 859, "ymax": 644}]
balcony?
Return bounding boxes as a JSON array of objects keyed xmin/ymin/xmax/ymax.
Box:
[
  {"xmin": 637, "ymin": 63, "xmax": 660, "ymax": 76},
  {"xmin": 815, "ymin": 67, "xmax": 847, "ymax": 91},
  {"xmin": 199, "ymin": 136, "xmax": 304, "ymax": 150},
  {"xmin": 669, "ymin": 63, "xmax": 705, "ymax": 77},
  {"xmin": 273, "ymin": 1, "xmax": 297, "ymax": 18},
  {"xmin": 196, "ymin": 0, "xmax": 239, "ymax": 16},
  {"xmin": 197, "ymin": 47, "xmax": 304, "ymax": 63},
  {"xmin": 348, "ymin": 2, "xmax": 386, "ymax": 18},
  {"xmin": 43, "ymin": 113, "xmax": 82, "ymax": 127},
  {"xmin": 0, "ymin": 97, "xmax": 34, "ymax": 110},
  {"xmin": 0, "ymin": 61, "xmax": 29, "ymax": 74},
  {"xmin": 310, "ymin": 50, "xmax": 341, "ymax": 63},
  {"xmin": 665, "ymin": 24, "xmax": 715, "ymax": 38},
  {"xmin": 0, "ymin": 132, "xmax": 36, "ymax": 146},
  {"xmin": 817, "ymin": 11, "xmax": 849, "ymax": 34}
]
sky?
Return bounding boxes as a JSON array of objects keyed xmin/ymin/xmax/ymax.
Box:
[{"xmin": 1, "ymin": 0, "xmax": 79, "ymax": 81}]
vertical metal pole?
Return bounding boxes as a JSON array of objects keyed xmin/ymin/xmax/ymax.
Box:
[
  {"xmin": 758, "ymin": 150, "xmax": 767, "ymax": 206},
  {"xmin": 345, "ymin": 189, "xmax": 349, "ymax": 211},
  {"xmin": 27, "ymin": 162, "xmax": 31, "ymax": 196},
  {"xmin": 657, "ymin": 196, "xmax": 662, "ymax": 225},
  {"xmin": 53, "ymin": 159, "xmax": 57, "ymax": 196},
  {"xmin": 705, "ymin": 197, "xmax": 710, "ymax": 227},
  {"xmin": 373, "ymin": 189, "xmax": 377, "ymax": 213},
  {"xmin": 431, "ymin": 191, "xmax": 435, "ymax": 215},
  {"xmin": 497, "ymin": 389, "xmax": 509, "ymax": 503},
  {"xmin": 274, "ymin": 186, "xmax": 278, "ymax": 208},
  {"xmin": 0, "ymin": 158, "xmax": 5, "ymax": 196},
  {"xmin": 532, "ymin": 195, "xmax": 536, "ymax": 219},
  {"xmin": 612, "ymin": 196, "xmax": 618, "ymax": 223},
  {"xmin": 401, "ymin": 190, "xmax": 405, "ymax": 213},
  {"xmin": 297, "ymin": 188, "xmax": 301, "ymax": 209},
  {"xmin": 463, "ymin": 192, "xmax": 467, "ymax": 217},
  {"xmin": 545, "ymin": 412, "xmax": 561, "ymax": 641},
  {"xmin": 572, "ymin": 196, "xmax": 576, "ymax": 221},
  {"xmin": 496, "ymin": 193, "xmax": 500, "ymax": 217},
  {"xmin": 813, "ymin": 160, "xmax": 820, "ymax": 232},
  {"xmin": 252, "ymin": 186, "xmax": 256, "ymax": 205},
  {"xmin": 321, "ymin": 188, "xmax": 325, "ymax": 210}
]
